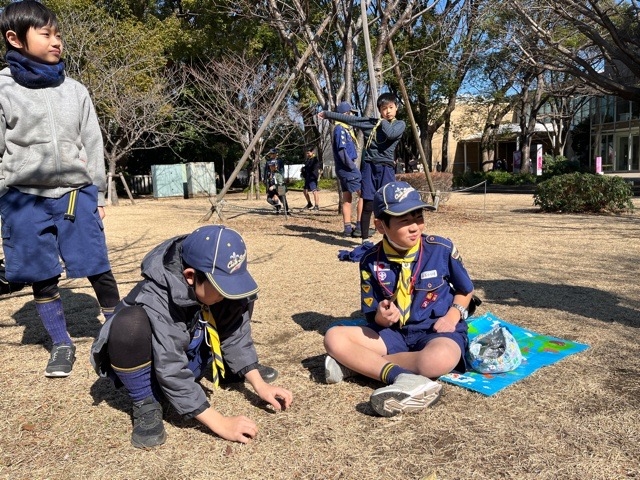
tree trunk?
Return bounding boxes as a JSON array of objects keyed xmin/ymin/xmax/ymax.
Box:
[
  {"xmin": 108, "ymin": 157, "xmax": 119, "ymax": 205},
  {"xmin": 441, "ymin": 116, "xmax": 450, "ymax": 172}
]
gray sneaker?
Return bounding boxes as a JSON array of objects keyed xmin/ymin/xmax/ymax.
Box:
[
  {"xmin": 369, "ymin": 373, "xmax": 442, "ymax": 417},
  {"xmin": 324, "ymin": 355, "xmax": 356, "ymax": 384},
  {"xmin": 131, "ymin": 397, "xmax": 166, "ymax": 448},
  {"xmin": 44, "ymin": 344, "xmax": 76, "ymax": 378}
]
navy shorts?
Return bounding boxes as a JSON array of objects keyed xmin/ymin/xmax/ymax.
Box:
[
  {"xmin": 361, "ymin": 161, "xmax": 396, "ymax": 201},
  {"xmin": 337, "ymin": 170, "xmax": 362, "ymax": 194},
  {"xmin": 0, "ymin": 185, "xmax": 112, "ymax": 283},
  {"xmin": 304, "ymin": 178, "xmax": 318, "ymax": 191},
  {"xmin": 368, "ymin": 322, "xmax": 469, "ymax": 373}
]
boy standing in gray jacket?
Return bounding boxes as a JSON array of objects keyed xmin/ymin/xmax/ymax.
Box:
[
  {"xmin": 91, "ymin": 225, "xmax": 293, "ymax": 448},
  {"xmin": 0, "ymin": 1, "xmax": 120, "ymax": 377}
]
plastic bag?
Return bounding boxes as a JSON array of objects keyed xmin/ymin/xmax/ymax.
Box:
[{"xmin": 466, "ymin": 324, "xmax": 523, "ymax": 373}]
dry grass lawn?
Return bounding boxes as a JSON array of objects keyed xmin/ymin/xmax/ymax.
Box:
[{"xmin": 1, "ymin": 189, "xmax": 639, "ymax": 480}]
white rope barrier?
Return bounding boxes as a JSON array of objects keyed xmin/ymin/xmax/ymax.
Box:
[{"xmin": 217, "ymin": 181, "xmax": 490, "ymax": 218}]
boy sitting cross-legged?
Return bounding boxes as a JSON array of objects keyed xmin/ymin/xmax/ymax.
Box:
[{"xmin": 323, "ymin": 181, "xmax": 475, "ymax": 417}]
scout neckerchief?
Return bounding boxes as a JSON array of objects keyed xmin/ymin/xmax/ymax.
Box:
[
  {"xmin": 336, "ymin": 121, "xmax": 358, "ymax": 144},
  {"xmin": 200, "ymin": 305, "xmax": 225, "ymax": 388},
  {"xmin": 379, "ymin": 238, "xmax": 422, "ymax": 326},
  {"xmin": 365, "ymin": 119, "xmax": 382, "ymax": 150}
]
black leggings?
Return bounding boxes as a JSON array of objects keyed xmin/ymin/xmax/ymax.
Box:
[
  {"xmin": 32, "ymin": 270, "xmax": 120, "ymax": 308},
  {"xmin": 107, "ymin": 305, "xmax": 152, "ymax": 369},
  {"xmin": 360, "ymin": 200, "xmax": 374, "ymax": 239}
]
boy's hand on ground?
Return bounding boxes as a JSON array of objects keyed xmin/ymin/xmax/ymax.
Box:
[
  {"xmin": 375, "ymin": 299, "xmax": 400, "ymax": 327},
  {"xmin": 215, "ymin": 415, "xmax": 258, "ymax": 444},
  {"xmin": 246, "ymin": 369, "xmax": 293, "ymax": 411},
  {"xmin": 256, "ymin": 384, "xmax": 293, "ymax": 411},
  {"xmin": 196, "ymin": 407, "xmax": 257, "ymax": 444}
]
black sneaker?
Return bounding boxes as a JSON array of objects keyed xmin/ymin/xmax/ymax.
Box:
[
  {"xmin": 44, "ymin": 344, "xmax": 76, "ymax": 378},
  {"xmin": 131, "ymin": 397, "xmax": 166, "ymax": 448},
  {"xmin": 220, "ymin": 363, "xmax": 279, "ymax": 384},
  {"xmin": 304, "ymin": 203, "xmax": 313, "ymax": 209}
]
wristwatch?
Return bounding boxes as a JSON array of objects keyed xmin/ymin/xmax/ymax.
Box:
[{"xmin": 452, "ymin": 303, "xmax": 469, "ymax": 321}]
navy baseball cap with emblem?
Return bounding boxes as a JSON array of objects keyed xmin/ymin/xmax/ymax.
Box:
[
  {"xmin": 337, "ymin": 101, "xmax": 357, "ymax": 114},
  {"xmin": 181, "ymin": 225, "xmax": 259, "ymax": 300},
  {"xmin": 373, "ymin": 181, "xmax": 430, "ymax": 217}
]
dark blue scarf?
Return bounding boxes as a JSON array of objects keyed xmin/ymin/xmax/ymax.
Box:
[{"xmin": 5, "ymin": 50, "xmax": 65, "ymax": 88}]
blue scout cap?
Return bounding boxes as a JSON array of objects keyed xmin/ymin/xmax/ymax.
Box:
[
  {"xmin": 181, "ymin": 226, "xmax": 258, "ymax": 300},
  {"xmin": 337, "ymin": 101, "xmax": 357, "ymax": 114},
  {"xmin": 269, "ymin": 148, "xmax": 278, "ymax": 154},
  {"xmin": 373, "ymin": 181, "xmax": 429, "ymax": 217}
]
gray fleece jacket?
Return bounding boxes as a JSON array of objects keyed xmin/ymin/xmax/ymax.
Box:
[
  {"xmin": 0, "ymin": 68, "xmax": 107, "ymax": 205},
  {"xmin": 91, "ymin": 234, "xmax": 260, "ymax": 419}
]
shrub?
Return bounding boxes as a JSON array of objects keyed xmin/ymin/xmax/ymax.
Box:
[
  {"xmin": 511, "ymin": 172, "xmax": 537, "ymax": 185},
  {"xmin": 453, "ymin": 170, "xmax": 485, "ymax": 188},
  {"xmin": 287, "ymin": 178, "xmax": 337, "ymax": 190},
  {"xmin": 540, "ymin": 154, "xmax": 582, "ymax": 180},
  {"xmin": 485, "ymin": 170, "xmax": 514, "ymax": 185},
  {"xmin": 396, "ymin": 172, "xmax": 453, "ymax": 205},
  {"xmin": 533, "ymin": 173, "xmax": 634, "ymax": 213},
  {"xmin": 453, "ymin": 170, "xmax": 536, "ymax": 187}
]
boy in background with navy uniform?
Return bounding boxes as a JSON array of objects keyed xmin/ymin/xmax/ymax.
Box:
[
  {"xmin": 319, "ymin": 93, "xmax": 405, "ymax": 240},
  {"xmin": 265, "ymin": 159, "xmax": 288, "ymax": 213},
  {"xmin": 323, "ymin": 181, "xmax": 475, "ymax": 417},
  {"xmin": 0, "ymin": 1, "xmax": 120, "ymax": 378},
  {"xmin": 301, "ymin": 148, "xmax": 321, "ymax": 210},
  {"xmin": 330, "ymin": 101, "xmax": 361, "ymax": 236},
  {"xmin": 91, "ymin": 225, "xmax": 293, "ymax": 448}
]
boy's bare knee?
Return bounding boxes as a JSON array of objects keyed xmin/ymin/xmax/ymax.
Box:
[{"xmin": 323, "ymin": 327, "xmax": 340, "ymax": 353}]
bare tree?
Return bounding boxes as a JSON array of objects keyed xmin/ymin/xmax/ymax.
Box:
[
  {"xmin": 398, "ymin": 0, "xmax": 486, "ymax": 171},
  {"xmin": 58, "ymin": 4, "xmax": 190, "ymax": 204},
  {"xmin": 538, "ymin": 72, "xmax": 594, "ymax": 157},
  {"xmin": 508, "ymin": 0, "xmax": 640, "ymax": 101},
  {"xmin": 185, "ymin": 52, "xmax": 299, "ymax": 193}
]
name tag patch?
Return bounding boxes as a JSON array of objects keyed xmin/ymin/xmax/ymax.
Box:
[{"xmin": 421, "ymin": 270, "xmax": 438, "ymax": 279}]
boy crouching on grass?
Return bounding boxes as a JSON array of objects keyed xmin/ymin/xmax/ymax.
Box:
[
  {"xmin": 324, "ymin": 181, "xmax": 475, "ymax": 417},
  {"xmin": 91, "ymin": 225, "xmax": 292, "ymax": 448}
]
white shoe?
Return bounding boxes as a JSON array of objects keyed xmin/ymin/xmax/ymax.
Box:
[
  {"xmin": 324, "ymin": 355, "xmax": 356, "ymax": 384},
  {"xmin": 369, "ymin": 373, "xmax": 442, "ymax": 417}
]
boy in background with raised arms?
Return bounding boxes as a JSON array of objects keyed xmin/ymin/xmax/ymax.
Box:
[{"xmin": 319, "ymin": 93, "xmax": 405, "ymax": 240}]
